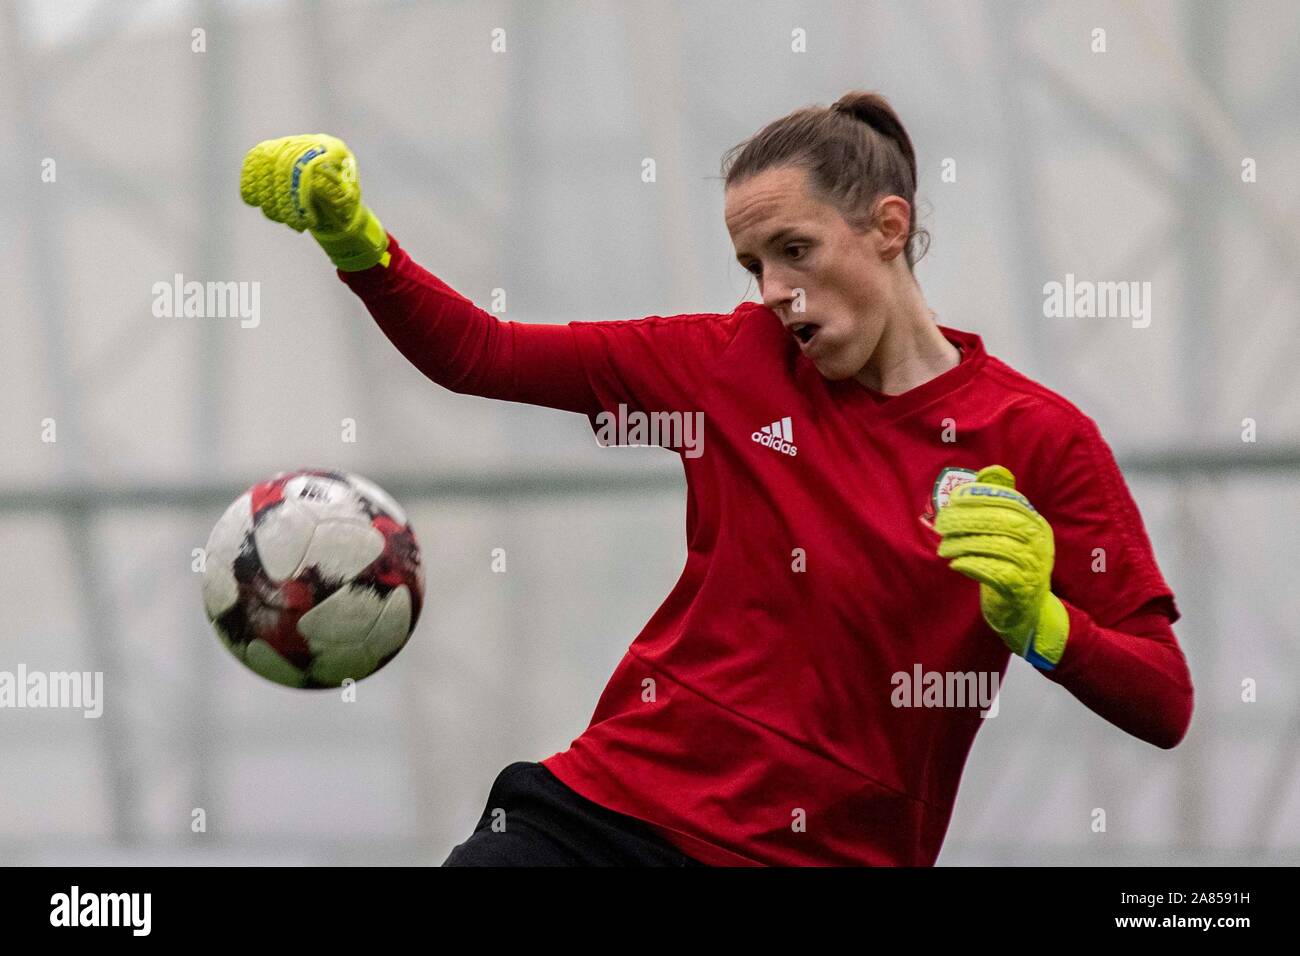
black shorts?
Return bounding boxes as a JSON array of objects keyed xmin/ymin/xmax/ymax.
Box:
[{"xmin": 442, "ymin": 761, "xmax": 704, "ymax": 866}]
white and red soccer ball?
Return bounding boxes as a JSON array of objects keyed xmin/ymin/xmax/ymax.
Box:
[{"xmin": 201, "ymin": 470, "xmax": 424, "ymax": 688}]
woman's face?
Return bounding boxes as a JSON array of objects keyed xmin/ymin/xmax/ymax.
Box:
[{"xmin": 725, "ymin": 165, "xmax": 906, "ymax": 381}]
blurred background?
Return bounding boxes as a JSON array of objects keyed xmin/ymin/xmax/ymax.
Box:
[{"xmin": 0, "ymin": 0, "xmax": 1297, "ymax": 865}]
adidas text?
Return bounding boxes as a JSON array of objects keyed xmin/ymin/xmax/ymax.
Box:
[{"xmin": 751, "ymin": 416, "xmax": 798, "ymax": 457}]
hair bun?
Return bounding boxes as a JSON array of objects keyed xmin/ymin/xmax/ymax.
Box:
[{"xmin": 831, "ymin": 92, "xmax": 917, "ymax": 191}]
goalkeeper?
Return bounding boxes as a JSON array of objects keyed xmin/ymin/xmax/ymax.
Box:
[{"xmin": 241, "ymin": 105, "xmax": 1193, "ymax": 867}]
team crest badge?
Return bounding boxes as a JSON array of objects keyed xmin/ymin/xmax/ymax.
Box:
[{"xmin": 920, "ymin": 466, "xmax": 979, "ymax": 527}]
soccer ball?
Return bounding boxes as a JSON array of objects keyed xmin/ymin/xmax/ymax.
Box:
[{"xmin": 201, "ymin": 469, "xmax": 424, "ymax": 688}]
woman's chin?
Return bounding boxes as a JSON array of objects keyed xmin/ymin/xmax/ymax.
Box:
[{"xmin": 809, "ymin": 352, "xmax": 858, "ymax": 381}]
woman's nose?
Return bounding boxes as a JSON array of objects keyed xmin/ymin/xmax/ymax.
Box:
[{"xmin": 761, "ymin": 275, "xmax": 794, "ymax": 310}]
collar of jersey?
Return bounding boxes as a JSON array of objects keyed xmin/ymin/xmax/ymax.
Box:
[{"xmin": 817, "ymin": 325, "xmax": 987, "ymax": 424}]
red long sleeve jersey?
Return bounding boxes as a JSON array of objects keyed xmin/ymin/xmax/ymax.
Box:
[{"xmin": 341, "ymin": 236, "xmax": 1194, "ymax": 866}]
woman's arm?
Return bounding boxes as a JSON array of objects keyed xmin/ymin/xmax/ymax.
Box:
[
  {"xmin": 1022, "ymin": 407, "xmax": 1194, "ymax": 748},
  {"xmin": 1048, "ymin": 597, "xmax": 1193, "ymax": 749},
  {"xmin": 338, "ymin": 235, "xmax": 602, "ymax": 416},
  {"xmin": 239, "ymin": 134, "xmax": 599, "ymax": 414},
  {"xmin": 240, "ymin": 136, "xmax": 738, "ymax": 419},
  {"xmin": 935, "ymin": 458, "xmax": 1193, "ymax": 749}
]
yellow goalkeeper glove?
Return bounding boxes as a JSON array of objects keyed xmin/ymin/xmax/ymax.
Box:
[
  {"xmin": 239, "ymin": 134, "xmax": 390, "ymax": 271},
  {"xmin": 934, "ymin": 465, "xmax": 1070, "ymax": 670}
]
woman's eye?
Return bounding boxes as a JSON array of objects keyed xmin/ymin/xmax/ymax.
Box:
[
  {"xmin": 745, "ymin": 263, "xmax": 762, "ymax": 276},
  {"xmin": 786, "ymin": 245, "xmax": 805, "ymax": 260}
]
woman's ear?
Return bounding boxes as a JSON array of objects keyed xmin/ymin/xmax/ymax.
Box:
[{"xmin": 870, "ymin": 195, "xmax": 912, "ymax": 262}]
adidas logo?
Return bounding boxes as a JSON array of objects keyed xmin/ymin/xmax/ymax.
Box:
[{"xmin": 751, "ymin": 416, "xmax": 798, "ymax": 457}]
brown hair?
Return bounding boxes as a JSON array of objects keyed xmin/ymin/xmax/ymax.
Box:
[{"xmin": 721, "ymin": 91, "xmax": 929, "ymax": 270}]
